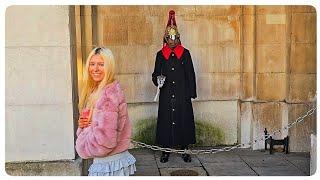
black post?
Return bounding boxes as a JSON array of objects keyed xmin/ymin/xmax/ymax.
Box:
[
  {"xmin": 283, "ymin": 137, "xmax": 286, "ymax": 152},
  {"xmin": 286, "ymin": 136, "xmax": 289, "ymax": 154},
  {"xmin": 270, "ymin": 136, "xmax": 273, "ymax": 154},
  {"xmin": 264, "ymin": 128, "xmax": 268, "ymax": 151}
]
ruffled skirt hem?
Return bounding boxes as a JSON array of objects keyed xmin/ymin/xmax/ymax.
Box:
[{"xmin": 88, "ymin": 150, "xmax": 136, "ymax": 176}]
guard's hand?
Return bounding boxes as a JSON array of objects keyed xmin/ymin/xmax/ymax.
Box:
[{"xmin": 157, "ymin": 75, "xmax": 166, "ymax": 88}]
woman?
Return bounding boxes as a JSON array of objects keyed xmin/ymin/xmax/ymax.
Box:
[{"xmin": 75, "ymin": 47, "xmax": 136, "ymax": 176}]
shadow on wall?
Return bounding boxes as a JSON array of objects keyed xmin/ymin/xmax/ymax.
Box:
[{"xmin": 133, "ymin": 118, "xmax": 225, "ymax": 147}]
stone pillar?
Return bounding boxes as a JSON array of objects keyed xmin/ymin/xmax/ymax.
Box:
[
  {"xmin": 287, "ymin": 5, "xmax": 316, "ymax": 152},
  {"xmin": 241, "ymin": 5, "xmax": 256, "ymax": 101},
  {"xmin": 5, "ymin": 5, "xmax": 81, "ymax": 175}
]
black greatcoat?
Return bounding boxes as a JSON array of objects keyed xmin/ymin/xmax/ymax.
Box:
[{"xmin": 152, "ymin": 48, "xmax": 197, "ymax": 147}]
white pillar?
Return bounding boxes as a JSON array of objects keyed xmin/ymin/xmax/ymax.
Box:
[{"xmin": 5, "ymin": 5, "xmax": 75, "ymax": 162}]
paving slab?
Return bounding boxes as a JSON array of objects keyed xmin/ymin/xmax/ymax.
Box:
[
  {"xmin": 129, "ymin": 148, "xmax": 310, "ymax": 176},
  {"xmin": 285, "ymin": 152, "xmax": 310, "ymax": 158},
  {"xmin": 203, "ymin": 161, "xmax": 257, "ymax": 176},
  {"xmin": 133, "ymin": 154, "xmax": 157, "ymax": 166},
  {"xmin": 133, "ymin": 165, "xmax": 160, "ymax": 176},
  {"xmin": 155, "ymin": 152, "xmax": 202, "ymax": 168},
  {"xmin": 232, "ymin": 148, "xmax": 273, "ymax": 156},
  {"xmin": 251, "ymin": 164, "xmax": 306, "ymax": 176},
  {"xmin": 159, "ymin": 167, "xmax": 207, "ymax": 176},
  {"xmin": 197, "ymin": 152, "xmax": 243, "ymax": 163},
  {"xmin": 240, "ymin": 155, "xmax": 291, "ymax": 167},
  {"xmin": 284, "ymin": 155, "xmax": 310, "ymax": 162},
  {"xmin": 283, "ymin": 152, "xmax": 310, "ymax": 173},
  {"xmin": 285, "ymin": 159, "xmax": 310, "ymax": 175}
]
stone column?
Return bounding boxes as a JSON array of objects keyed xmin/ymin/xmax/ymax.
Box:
[{"xmin": 5, "ymin": 5, "xmax": 81, "ymax": 175}]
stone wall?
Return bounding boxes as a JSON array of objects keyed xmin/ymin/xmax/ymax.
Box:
[
  {"xmin": 92, "ymin": 5, "xmax": 316, "ymax": 151},
  {"xmin": 92, "ymin": 6, "xmax": 242, "ymax": 146},
  {"xmin": 240, "ymin": 6, "xmax": 316, "ymax": 151},
  {"xmin": 5, "ymin": 6, "xmax": 75, "ymax": 162}
]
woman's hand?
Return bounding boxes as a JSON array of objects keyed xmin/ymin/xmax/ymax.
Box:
[
  {"xmin": 78, "ymin": 108, "xmax": 91, "ymax": 128},
  {"xmin": 78, "ymin": 117, "xmax": 91, "ymax": 128}
]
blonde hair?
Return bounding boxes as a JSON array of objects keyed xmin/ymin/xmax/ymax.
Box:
[{"xmin": 79, "ymin": 47, "xmax": 116, "ymax": 111}]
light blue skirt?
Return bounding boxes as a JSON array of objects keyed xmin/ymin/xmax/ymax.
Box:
[{"xmin": 88, "ymin": 150, "xmax": 136, "ymax": 176}]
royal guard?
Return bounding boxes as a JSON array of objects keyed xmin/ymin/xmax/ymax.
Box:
[{"xmin": 152, "ymin": 10, "xmax": 197, "ymax": 163}]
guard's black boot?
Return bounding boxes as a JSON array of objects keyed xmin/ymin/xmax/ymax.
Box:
[
  {"xmin": 181, "ymin": 145, "xmax": 191, "ymax": 162},
  {"xmin": 160, "ymin": 152, "xmax": 169, "ymax": 163},
  {"xmin": 182, "ymin": 153, "xmax": 191, "ymax": 162}
]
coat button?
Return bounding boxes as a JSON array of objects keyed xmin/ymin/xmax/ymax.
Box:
[
  {"xmin": 172, "ymin": 95, "xmax": 175, "ymax": 98},
  {"xmin": 172, "ymin": 108, "xmax": 175, "ymax": 111},
  {"xmin": 172, "ymin": 53, "xmax": 174, "ymax": 57},
  {"xmin": 172, "ymin": 122, "xmax": 175, "ymax": 125},
  {"xmin": 172, "ymin": 81, "xmax": 175, "ymax": 84},
  {"xmin": 172, "ymin": 67, "xmax": 175, "ymax": 71}
]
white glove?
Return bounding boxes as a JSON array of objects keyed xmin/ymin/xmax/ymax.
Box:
[
  {"xmin": 157, "ymin": 75, "xmax": 166, "ymax": 88},
  {"xmin": 154, "ymin": 75, "xmax": 166, "ymax": 101}
]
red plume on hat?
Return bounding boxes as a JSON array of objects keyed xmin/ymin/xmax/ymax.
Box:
[{"xmin": 166, "ymin": 10, "xmax": 177, "ymax": 27}]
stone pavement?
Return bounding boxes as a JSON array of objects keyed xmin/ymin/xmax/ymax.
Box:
[{"xmin": 128, "ymin": 148, "xmax": 310, "ymax": 176}]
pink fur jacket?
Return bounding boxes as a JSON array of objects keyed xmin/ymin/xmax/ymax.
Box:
[{"xmin": 75, "ymin": 80, "xmax": 132, "ymax": 159}]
